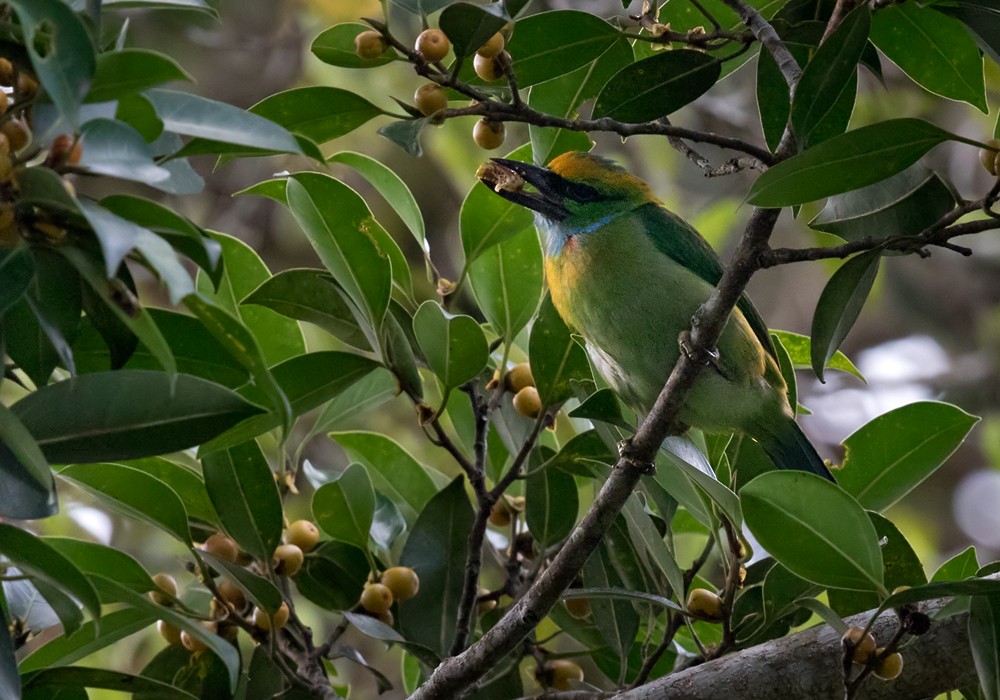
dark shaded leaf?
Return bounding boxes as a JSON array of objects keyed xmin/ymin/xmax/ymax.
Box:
[
  {"xmin": 810, "ymin": 251, "xmax": 880, "ymax": 381},
  {"xmin": 86, "ymin": 49, "xmax": 191, "ymax": 103},
  {"xmin": 529, "ymin": 295, "xmax": 591, "ymax": 406}
]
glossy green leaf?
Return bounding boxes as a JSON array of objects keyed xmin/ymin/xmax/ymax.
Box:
[
  {"xmin": 21, "ymin": 667, "xmax": 197, "ymax": 699},
  {"xmin": 201, "ymin": 440, "xmax": 282, "ymax": 560},
  {"xmin": 502, "ymin": 10, "xmax": 621, "ymax": 87},
  {"xmin": 247, "ymin": 87, "xmax": 385, "ymax": 144},
  {"xmin": 78, "ymin": 119, "xmax": 172, "ymax": 190},
  {"xmin": 0, "ymin": 402, "xmax": 56, "ymax": 520},
  {"xmin": 810, "ymin": 251, "xmax": 880, "ymax": 382},
  {"xmin": 413, "ymin": 301, "xmax": 489, "ymax": 389},
  {"xmin": 933, "ymin": 0, "xmax": 1000, "ymax": 63},
  {"xmin": 330, "ymin": 432, "xmax": 438, "ymax": 525},
  {"xmin": 790, "ymin": 6, "xmax": 868, "ymax": 148},
  {"xmin": 308, "ymin": 368, "xmax": 398, "ymax": 437},
  {"xmin": 116, "ymin": 92, "xmax": 166, "ymax": 143},
  {"xmin": 871, "ymin": 1, "xmax": 986, "ymax": 112},
  {"xmin": 311, "ymin": 23, "xmax": 398, "ymax": 68},
  {"xmin": 769, "ymin": 330, "xmax": 863, "ymax": 381},
  {"xmin": 838, "ymin": 401, "xmax": 979, "ymax": 511},
  {"xmin": 0, "ymin": 246, "xmax": 34, "ymax": 319},
  {"xmin": 60, "ymin": 463, "xmax": 191, "ymax": 544},
  {"xmin": 970, "ymin": 594, "xmax": 1000, "ymax": 700},
  {"xmin": 343, "ymin": 611, "xmax": 441, "ymax": 668},
  {"xmin": 809, "ymin": 165, "xmax": 957, "ymax": 242},
  {"xmin": 391, "ymin": 0, "xmax": 452, "ymax": 14},
  {"xmin": 620, "ymin": 493, "xmax": 685, "ymax": 599},
  {"xmin": 286, "ymin": 173, "xmax": 393, "ymax": 331},
  {"xmin": 584, "ymin": 543, "xmax": 638, "ymax": 662},
  {"xmin": 567, "ymin": 390, "xmax": 631, "ymax": 431},
  {"xmin": 13, "ymin": 370, "xmax": 262, "ymax": 463},
  {"xmin": 592, "ymin": 50, "xmax": 721, "ymax": 123},
  {"xmin": 295, "ymin": 540, "xmax": 369, "ymax": 611},
  {"xmin": 371, "ymin": 492, "xmax": 406, "ymax": 556},
  {"xmin": 313, "ymin": 463, "xmax": 375, "ymax": 551},
  {"xmin": 525, "ymin": 465, "xmax": 578, "ymax": 546},
  {"xmin": 123, "ymin": 457, "xmax": 218, "ymax": 526},
  {"xmin": 44, "ymin": 538, "xmax": 153, "ymax": 597},
  {"xmin": 9, "ymin": 0, "xmax": 95, "ymax": 126},
  {"xmin": 933, "ymin": 546, "xmax": 980, "ymax": 582},
  {"xmin": 468, "ymin": 227, "xmax": 543, "ymax": 342},
  {"xmin": 136, "ymin": 646, "xmax": 229, "ymax": 700},
  {"xmin": 741, "ymin": 471, "xmax": 885, "ymax": 592},
  {"xmin": 380, "ymin": 304, "xmax": 423, "ymax": 399},
  {"xmin": 661, "ymin": 436, "xmax": 742, "ymax": 527},
  {"xmin": 0, "ymin": 524, "xmax": 101, "ymax": 630},
  {"xmin": 747, "ymin": 119, "xmax": 957, "ymax": 207},
  {"xmin": 378, "ymin": 117, "xmax": 428, "ymax": 158},
  {"xmin": 440, "ymin": 3, "xmax": 509, "ymax": 57},
  {"xmin": 198, "ymin": 551, "xmax": 283, "ymax": 614},
  {"xmin": 529, "ymin": 295, "xmax": 591, "ymax": 406},
  {"xmin": 399, "ymin": 477, "xmax": 474, "ymax": 657},
  {"xmin": 772, "ymin": 333, "xmax": 797, "ymax": 415},
  {"xmin": 86, "ymin": 49, "xmax": 191, "ymax": 103}
]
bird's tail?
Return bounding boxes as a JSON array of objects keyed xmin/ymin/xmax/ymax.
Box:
[{"xmin": 750, "ymin": 417, "xmax": 835, "ymax": 481}]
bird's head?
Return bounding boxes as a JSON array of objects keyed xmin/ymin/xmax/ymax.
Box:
[{"xmin": 477, "ymin": 151, "xmax": 656, "ymax": 228}]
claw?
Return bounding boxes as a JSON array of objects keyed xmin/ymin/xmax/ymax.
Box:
[
  {"xmin": 679, "ymin": 330, "xmax": 732, "ymax": 380},
  {"xmin": 616, "ymin": 437, "xmax": 656, "ymax": 475}
]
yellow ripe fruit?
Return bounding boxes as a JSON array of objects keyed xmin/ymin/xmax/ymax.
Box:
[
  {"xmin": 979, "ymin": 138, "xmax": 1000, "ymax": 176},
  {"xmin": 473, "ymin": 52, "xmax": 504, "ymax": 82},
  {"xmin": 355, "ymin": 30, "xmax": 387, "ymax": 60},
  {"xmin": 488, "ymin": 498, "xmax": 512, "ymax": 527},
  {"xmin": 181, "ymin": 623, "xmax": 216, "ymax": 653},
  {"xmin": 218, "ymin": 577, "xmax": 246, "ymax": 608},
  {"xmin": 273, "ymin": 544, "xmax": 304, "ymax": 577},
  {"xmin": 0, "ymin": 92, "xmax": 8, "ymax": 115},
  {"xmin": 254, "ymin": 602, "xmax": 290, "ymax": 631},
  {"xmin": 285, "ymin": 519, "xmax": 320, "ymax": 552},
  {"xmin": 16, "ymin": 73, "xmax": 37, "ymax": 97},
  {"xmin": 842, "ymin": 626, "xmax": 877, "ymax": 665},
  {"xmin": 203, "ymin": 533, "xmax": 239, "ymax": 562},
  {"xmin": 545, "ymin": 659, "xmax": 584, "ymax": 691},
  {"xmin": 686, "ymin": 588, "xmax": 724, "ymax": 621},
  {"xmin": 414, "ymin": 83, "xmax": 448, "ymax": 116},
  {"xmin": 157, "ymin": 620, "xmax": 183, "ymax": 646},
  {"xmin": 512, "ymin": 386, "xmax": 542, "ymax": 418},
  {"xmin": 476, "ymin": 32, "xmax": 505, "ymax": 59},
  {"xmin": 477, "ymin": 587, "xmax": 497, "ymax": 616},
  {"xmin": 149, "ymin": 573, "xmax": 178, "ymax": 605},
  {"xmin": 505, "ymin": 363, "xmax": 534, "ymax": 393},
  {"xmin": 2, "ymin": 118, "xmax": 30, "ymax": 152},
  {"xmin": 0, "ymin": 133, "xmax": 10, "ymax": 156},
  {"xmin": 473, "ymin": 118, "xmax": 506, "ymax": 150},
  {"xmin": 565, "ymin": 597, "xmax": 591, "ymax": 619},
  {"xmin": 380, "ymin": 566, "xmax": 420, "ymax": 603},
  {"xmin": 360, "ymin": 583, "xmax": 394, "ymax": 615},
  {"xmin": 0, "ymin": 58, "xmax": 13, "ymax": 86},
  {"xmin": 874, "ymin": 650, "xmax": 904, "ymax": 680},
  {"xmin": 415, "ymin": 28, "xmax": 451, "ymax": 62}
]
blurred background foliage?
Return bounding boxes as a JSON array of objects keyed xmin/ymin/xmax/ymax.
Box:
[{"xmin": 26, "ymin": 0, "xmax": 999, "ymax": 695}]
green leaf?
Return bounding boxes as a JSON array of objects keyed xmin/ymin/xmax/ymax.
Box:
[
  {"xmin": 932, "ymin": 1, "xmax": 1000, "ymax": 63},
  {"xmin": 86, "ymin": 49, "xmax": 191, "ymax": 103},
  {"xmin": 0, "ymin": 246, "xmax": 34, "ymax": 320},
  {"xmin": 970, "ymin": 594, "xmax": 1000, "ymax": 700},
  {"xmin": 741, "ymin": 471, "xmax": 885, "ymax": 592},
  {"xmin": 529, "ymin": 295, "xmax": 592, "ymax": 406},
  {"xmin": 59, "ymin": 463, "xmax": 191, "ymax": 544},
  {"xmin": 309, "ymin": 368, "xmax": 398, "ymax": 437},
  {"xmin": 78, "ymin": 119, "xmax": 173, "ymax": 190},
  {"xmin": 769, "ymin": 330, "xmax": 863, "ymax": 381},
  {"xmin": 460, "ymin": 144, "xmax": 534, "ymax": 265},
  {"xmin": 933, "ymin": 546, "xmax": 980, "ymax": 582},
  {"xmin": 311, "ymin": 23, "xmax": 398, "ymax": 68},
  {"xmin": 343, "ymin": 611, "xmax": 441, "ymax": 668},
  {"xmin": 18, "ymin": 607, "xmax": 155, "ymax": 674},
  {"xmin": 790, "ymin": 6, "xmax": 868, "ymax": 148},
  {"xmin": 21, "ymin": 667, "xmax": 197, "ymax": 699},
  {"xmin": 286, "ymin": 173, "xmax": 393, "ymax": 331},
  {"xmin": 124, "ymin": 457, "xmax": 218, "ymax": 526},
  {"xmin": 330, "ymin": 432, "xmax": 438, "ymax": 525},
  {"xmin": 871, "ymin": 1, "xmax": 986, "ymax": 112},
  {"xmin": 772, "ymin": 333, "xmax": 797, "ymax": 415},
  {"xmin": 810, "ymin": 251, "xmax": 880, "ymax": 382},
  {"xmin": 592, "ymin": 50, "xmax": 721, "ymax": 123},
  {"xmin": 116, "ymin": 93, "xmax": 165, "ymax": 143},
  {"xmin": 371, "ymin": 492, "xmax": 406, "ymax": 557},
  {"xmin": 412, "ymin": 301, "xmax": 489, "ymax": 389},
  {"xmin": 12, "ymin": 370, "xmax": 263, "ymax": 463},
  {"xmin": 198, "ymin": 551, "xmax": 283, "ymax": 614},
  {"xmin": 145, "ymin": 89, "xmax": 302, "ymax": 154},
  {"xmin": 0, "ymin": 524, "xmax": 101, "ymax": 631},
  {"xmin": 0, "ymin": 607, "xmax": 18, "ymax": 700},
  {"xmin": 242, "ymin": 269, "xmax": 371, "ymax": 351},
  {"xmin": 202, "ymin": 440, "xmax": 283, "ymax": 561},
  {"xmin": 399, "ymin": 477, "xmax": 475, "ymax": 658},
  {"xmin": 746, "ymin": 119, "xmax": 957, "ymax": 207},
  {"xmin": 468, "ymin": 227, "xmax": 543, "ymax": 343},
  {"xmin": 381, "ymin": 303, "xmax": 423, "ymax": 399},
  {"xmin": 525, "ymin": 466, "xmax": 578, "ymax": 546},
  {"xmin": 44, "ymin": 537, "xmax": 154, "ymax": 597},
  {"xmin": 837, "ymin": 401, "xmax": 979, "ymax": 511},
  {"xmin": 809, "ymin": 164, "xmax": 958, "ymax": 243},
  {"xmin": 136, "ymin": 646, "xmax": 228, "ymax": 700},
  {"xmin": 378, "ymin": 118, "xmax": 428, "ymax": 158},
  {"xmin": 246, "ymin": 87, "xmax": 385, "ymax": 145},
  {"xmin": 391, "ymin": 0, "xmax": 452, "ymax": 14},
  {"xmin": 568, "ymin": 390, "xmax": 631, "ymax": 431},
  {"xmin": 440, "ymin": 3, "xmax": 509, "ymax": 57},
  {"xmin": 295, "ymin": 541, "xmax": 368, "ymax": 611},
  {"xmin": 620, "ymin": 493, "xmax": 686, "ymax": 599},
  {"xmin": 9, "ymin": 0, "xmax": 95, "ymax": 127},
  {"xmin": 0, "ymin": 402, "xmax": 57, "ymax": 520},
  {"xmin": 312, "ymin": 463, "xmax": 376, "ymax": 551}
]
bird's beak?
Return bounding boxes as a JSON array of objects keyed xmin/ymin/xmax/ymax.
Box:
[{"xmin": 476, "ymin": 158, "xmax": 600, "ymax": 221}]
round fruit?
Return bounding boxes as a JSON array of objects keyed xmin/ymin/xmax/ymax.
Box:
[
  {"xmin": 686, "ymin": 588, "xmax": 724, "ymax": 621},
  {"xmin": 218, "ymin": 577, "xmax": 246, "ymax": 608},
  {"xmin": 505, "ymin": 363, "xmax": 534, "ymax": 393},
  {"xmin": 181, "ymin": 623, "xmax": 216, "ymax": 653},
  {"xmin": 0, "ymin": 59, "xmax": 13, "ymax": 86},
  {"xmin": 477, "ymin": 588, "xmax": 497, "ymax": 616},
  {"xmin": 157, "ymin": 620, "xmax": 183, "ymax": 646},
  {"xmin": 16, "ymin": 73, "xmax": 37, "ymax": 97},
  {"xmin": 285, "ymin": 519, "xmax": 320, "ymax": 552},
  {"xmin": 473, "ymin": 52, "xmax": 504, "ymax": 82},
  {"xmin": 48, "ymin": 134, "xmax": 79, "ymax": 169},
  {"xmin": 842, "ymin": 626, "xmax": 876, "ymax": 665},
  {"xmin": 473, "ymin": 118, "xmax": 506, "ymax": 150},
  {"xmin": 414, "ymin": 83, "xmax": 448, "ymax": 116},
  {"xmin": 376, "ymin": 609, "xmax": 394, "ymax": 626},
  {"xmin": 2, "ymin": 118, "xmax": 30, "ymax": 152},
  {"xmin": 0, "ymin": 205, "xmax": 15, "ymax": 231},
  {"xmin": 874, "ymin": 650, "xmax": 903, "ymax": 680},
  {"xmin": 254, "ymin": 602, "xmax": 290, "ymax": 631},
  {"xmin": 545, "ymin": 659, "xmax": 584, "ymax": 691},
  {"xmin": 355, "ymin": 30, "xmax": 387, "ymax": 60},
  {"xmin": 565, "ymin": 597, "xmax": 591, "ymax": 619},
  {"xmin": 360, "ymin": 583, "xmax": 394, "ymax": 615},
  {"xmin": 512, "ymin": 386, "xmax": 542, "ymax": 418},
  {"xmin": 149, "ymin": 573, "xmax": 178, "ymax": 605},
  {"xmin": 980, "ymin": 139, "xmax": 1000, "ymax": 176},
  {"xmin": 488, "ymin": 498, "xmax": 512, "ymax": 527},
  {"xmin": 476, "ymin": 32, "xmax": 505, "ymax": 59},
  {"xmin": 415, "ymin": 28, "xmax": 450, "ymax": 62},
  {"xmin": 203, "ymin": 533, "xmax": 239, "ymax": 563},
  {"xmin": 380, "ymin": 566, "xmax": 420, "ymax": 603},
  {"xmin": 273, "ymin": 544, "xmax": 304, "ymax": 577}
]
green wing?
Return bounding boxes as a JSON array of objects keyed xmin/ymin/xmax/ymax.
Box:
[{"xmin": 636, "ymin": 202, "xmax": 776, "ymax": 357}]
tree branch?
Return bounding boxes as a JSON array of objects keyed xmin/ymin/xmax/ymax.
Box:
[{"xmin": 717, "ymin": 0, "xmax": 801, "ymax": 87}]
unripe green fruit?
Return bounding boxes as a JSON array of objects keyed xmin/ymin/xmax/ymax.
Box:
[{"xmin": 415, "ymin": 29, "xmax": 450, "ymax": 62}]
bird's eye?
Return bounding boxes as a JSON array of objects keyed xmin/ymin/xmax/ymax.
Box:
[{"xmin": 563, "ymin": 181, "xmax": 602, "ymax": 204}]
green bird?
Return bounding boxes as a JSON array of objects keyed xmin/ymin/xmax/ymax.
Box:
[{"xmin": 478, "ymin": 151, "xmax": 832, "ymax": 480}]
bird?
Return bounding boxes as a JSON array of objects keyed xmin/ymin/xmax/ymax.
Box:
[{"xmin": 477, "ymin": 151, "xmax": 833, "ymax": 481}]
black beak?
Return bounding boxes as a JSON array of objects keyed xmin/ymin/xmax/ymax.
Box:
[{"xmin": 478, "ymin": 158, "xmax": 601, "ymax": 221}]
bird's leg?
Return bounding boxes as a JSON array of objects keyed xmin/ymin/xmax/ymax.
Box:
[
  {"xmin": 616, "ymin": 438, "xmax": 656, "ymax": 475},
  {"xmin": 678, "ymin": 329, "xmax": 733, "ymax": 380}
]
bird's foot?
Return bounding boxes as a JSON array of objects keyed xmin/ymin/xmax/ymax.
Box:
[
  {"xmin": 616, "ymin": 438, "xmax": 656, "ymax": 475},
  {"xmin": 678, "ymin": 330, "xmax": 732, "ymax": 379}
]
